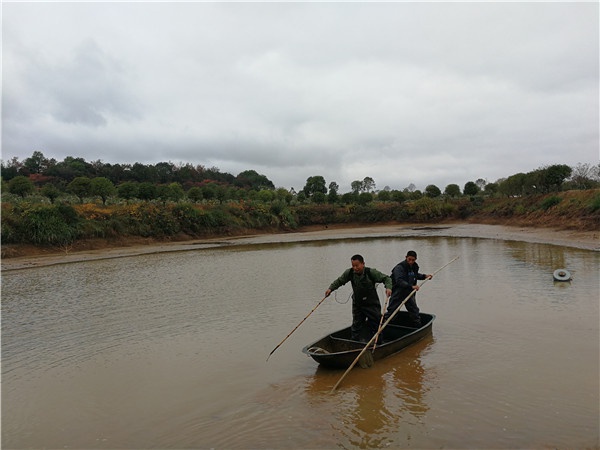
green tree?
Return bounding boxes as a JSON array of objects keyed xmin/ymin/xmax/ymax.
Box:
[
  {"xmin": 483, "ymin": 182, "xmax": 498, "ymax": 196},
  {"xmin": 138, "ymin": 182, "xmax": 157, "ymax": 200},
  {"xmin": 377, "ymin": 190, "xmax": 391, "ymax": 201},
  {"xmin": 407, "ymin": 189, "xmax": 423, "ymax": 200},
  {"xmin": 68, "ymin": 176, "xmax": 92, "ymax": 202},
  {"xmin": 1, "ymin": 157, "xmax": 22, "ymax": 181},
  {"xmin": 155, "ymin": 162, "xmax": 175, "ymax": 183},
  {"xmin": 274, "ymin": 187, "xmax": 293, "ymax": 203},
  {"xmin": 351, "ymin": 177, "xmax": 376, "ymax": 193},
  {"xmin": 463, "ymin": 181, "xmax": 480, "ymax": 196},
  {"xmin": 296, "ymin": 191, "xmax": 307, "ymax": 203},
  {"xmin": 444, "ymin": 184, "xmax": 461, "ymax": 197},
  {"xmin": 201, "ymin": 183, "xmax": 217, "ymax": 201},
  {"xmin": 362, "ymin": 177, "xmax": 376, "ymax": 193},
  {"xmin": 303, "ymin": 176, "xmax": 327, "ymax": 198},
  {"xmin": 91, "ymin": 177, "xmax": 116, "ymax": 205},
  {"xmin": 41, "ymin": 184, "xmax": 62, "ymax": 203},
  {"xmin": 425, "ymin": 184, "xmax": 442, "ymax": 198},
  {"xmin": 539, "ymin": 164, "xmax": 572, "ymax": 192},
  {"xmin": 156, "ymin": 185, "xmax": 170, "ymax": 202},
  {"xmin": 172, "ymin": 162, "xmax": 199, "ymax": 184},
  {"xmin": 48, "ymin": 156, "xmax": 93, "ymax": 181},
  {"xmin": 357, "ymin": 192, "xmax": 374, "ymax": 205},
  {"xmin": 327, "ymin": 181, "xmax": 339, "ymax": 204},
  {"xmin": 166, "ymin": 182, "xmax": 185, "ymax": 202},
  {"xmin": 130, "ymin": 163, "xmax": 155, "ymax": 183},
  {"xmin": 8, "ymin": 175, "xmax": 35, "ymax": 197},
  {"xmin": 117, "ymin": 182, "xmax": 139, "ymax": 201},
  {"xmin": 327, "ymin": 190, "xmax": 339, "ymax": 204},
  {"xmin": 99, "ymin": 162, "xmax": 131, "ymax": 184},
  {"xmin": 257, "ymin": 189, "xmax": 275, "ymax": 203},
  {"xmin": 312, "ymin": 191, "xmax": 326, "ymax": 204},
  {"xmin": 214, "ymin": 184, "xmax": 229, "ymax": 203},
  {"xmin": 341, "ymin": 192, "xmax": 357, "ymax": 204},
  {"xmin": 187, "ymin": 186, "xmax": 203, "ymax": 202},
  {"xmin": 475, "ymin": 178, "xmax": 487, "ymax": 191},
  {"xmin": 23, "ymin": 151, "xmax": 52, "ymax": 174},
  {"xmin": 235, "ymin": 170, "xmax": 275, "ymax": 190},
  {"xmin": 498, "ymin": 173, "xmax": 527, "ymax": 197},
  {"xmin": 390, "ymin": 190, "xmax": 406, "ymax": 203}
]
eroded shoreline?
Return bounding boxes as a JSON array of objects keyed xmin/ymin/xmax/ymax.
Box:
[{"xmin": 1, "ymin": 223, "xmax": 598, "ymax": 272}]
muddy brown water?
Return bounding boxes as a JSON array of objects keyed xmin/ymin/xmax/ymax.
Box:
[{"xmin": 2, "ymin": 235, "xmax": 599, "ymax": 449}]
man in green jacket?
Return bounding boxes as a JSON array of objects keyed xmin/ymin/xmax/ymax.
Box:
[{"xmin": 325, "ymin": 254, "xmax": 392, "ymax": 342}]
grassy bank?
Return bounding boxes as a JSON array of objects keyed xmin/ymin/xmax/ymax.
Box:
[{"xmin": 2, "ymin": 189, "xmax": 599, "ymax": 258}]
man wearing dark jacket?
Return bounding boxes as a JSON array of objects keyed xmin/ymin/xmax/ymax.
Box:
[
  {"xmin": 385, "ymin": 251, "xmax": 432, "ymax": 327},
  {"xmin": 325, "ymin": 254, "xmax": 392, "ymax": 341}
]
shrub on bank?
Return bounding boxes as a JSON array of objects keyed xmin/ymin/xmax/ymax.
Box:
[
  {"xmin": 590, "ymin": 192, "xmax": 600, "ymax": 212},
  {"xmin": 1, "ymin": 189, "xmax": 598, "ymax": 248},
  {"xmin": 2, "ymin": 203, "xmax": 79, "ymax": 245},
  {"xmin": 540, "ymin": 196, "xmax": 562, "ymax": 211}
]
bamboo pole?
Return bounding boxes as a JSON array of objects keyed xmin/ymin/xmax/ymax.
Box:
[{"xmin": 267, "ymin": 296, "xmax": 328, "ymax": 361}]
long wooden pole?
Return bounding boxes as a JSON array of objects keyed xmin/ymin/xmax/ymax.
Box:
[
  {"xmin": 266, "ymin": 296, "xmax": 328, "ymax": 361},
  {"xmin": 331, "ymin": 256, "xmax": 459, "ymax": 392}
]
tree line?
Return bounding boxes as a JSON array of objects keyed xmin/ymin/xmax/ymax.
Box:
[{"xmin": 2, "ymin": 151, "xmax": 599, "ymax": 205}]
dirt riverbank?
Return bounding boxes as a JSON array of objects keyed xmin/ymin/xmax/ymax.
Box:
[{"xmin": 1, "ymin": 222, "xmax": 598, "ymax": 272}]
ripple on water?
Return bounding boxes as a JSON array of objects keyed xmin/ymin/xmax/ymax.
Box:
[{"xmin": 2, "ymin": 237, "xmax": 598, "ymax": 449}]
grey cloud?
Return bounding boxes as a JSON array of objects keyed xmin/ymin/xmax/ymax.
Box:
[
  {"xmin": 1, "ymin": 2, "xmax": 597, "ymax": 192},
  {"xmin": 41, "ymin": 39, "xmax": 141, "ymax": 126}
]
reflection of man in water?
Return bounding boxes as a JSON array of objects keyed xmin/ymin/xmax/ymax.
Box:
[
  {"xmin": 303, "ymin": 369, "xmax": 390, "ymax": 448},
  {"xmin": 352, "ymin": 383, "xmax": 388, "ymax": 448},
  {"xmin": 389, "ymin": 336, "xmax": 433, "ymax": 420},
  {"xmin": 385, "ymin": 251, "xmax": 432, "ymax": 327}
]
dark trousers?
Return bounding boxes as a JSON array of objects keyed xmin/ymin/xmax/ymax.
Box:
[
  {"xmin": 351, "ymin": 302, "xmax": 382, "ymax": 341},
  {"xmin": 404, "ymin": 296, "xmax": 421, "ymax": 325},
  {"xmin": 385, "ymin": 293, "xmax": 421, "ymax": 326}
]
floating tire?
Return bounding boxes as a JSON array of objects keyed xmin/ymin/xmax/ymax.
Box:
[{"xmin": 553, "ymin": 269, "xmax": 571, "ymax": 282}]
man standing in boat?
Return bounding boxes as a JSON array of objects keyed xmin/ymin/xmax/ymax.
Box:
[
  {"xmin": 325, "ymin": 254, "xmax": 392, "ymax": 342},
  {"xmin": 385, "ymin": 250, "xmax": 432, "ymax": 327}
]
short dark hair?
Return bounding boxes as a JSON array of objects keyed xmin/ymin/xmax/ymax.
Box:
[
  {"xmin": 351, "ymin": 254, "xmax": 364, "ymax": 263},
  {"xmin": 406, "ymin": 250, "xmax": 417, "ymax": 258}
]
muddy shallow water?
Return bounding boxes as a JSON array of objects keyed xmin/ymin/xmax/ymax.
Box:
[{"xmin": 2, "ymin": 231, "xmax": 599, "ymax": 449}]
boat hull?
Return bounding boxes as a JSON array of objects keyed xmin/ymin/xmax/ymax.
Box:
[{"xmin": 302, "ymin": 312, "xmax": 435, "ymax": 369}]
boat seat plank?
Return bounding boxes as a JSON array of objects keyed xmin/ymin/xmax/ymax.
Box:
[
  {"xmin": 386, "ymin": 325, "xmax": 418, "ymax": 331},
  {"xmin": 331, "ymin": 336, "xmax": 364, "ymax": 345}
]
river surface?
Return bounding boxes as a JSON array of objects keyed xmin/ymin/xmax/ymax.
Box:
[{"xmin": 2, "ymin": 234, "xmax": 599, "ymax": 449}]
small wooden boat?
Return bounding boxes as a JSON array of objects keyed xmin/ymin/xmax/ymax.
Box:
[{"xmin": 302, "ymin": 311, "xmax": 435, "ymax": 369}]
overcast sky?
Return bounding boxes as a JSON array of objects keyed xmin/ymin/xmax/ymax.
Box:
[{"xmin": 2, "ymin": 1, "xmax": 598, "ymax": 192}]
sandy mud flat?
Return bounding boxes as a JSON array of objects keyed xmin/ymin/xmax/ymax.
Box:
[{"xmin": 1, "ymin": 223, "xmax": 598, "ymax": 272}]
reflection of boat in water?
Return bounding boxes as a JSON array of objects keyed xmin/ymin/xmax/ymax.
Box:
[
  {"xmin": 302, "ymin": 333, "xmax": 435, "ymax": 448},
  {"xmin": 302, "ymin": 312, "xmax": 435, "ymax": 369}
]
